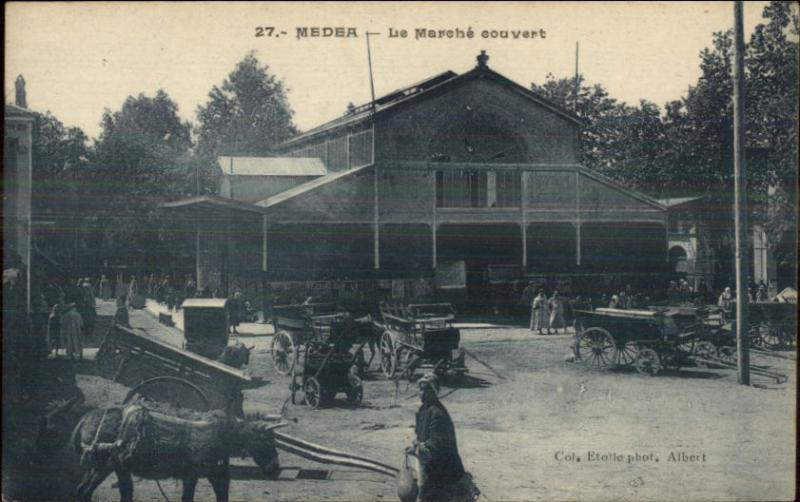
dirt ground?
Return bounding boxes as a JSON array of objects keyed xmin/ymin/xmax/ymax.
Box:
[{"xmin": 4, "ymin": 304, "xmax": 796, "ymax": 501}]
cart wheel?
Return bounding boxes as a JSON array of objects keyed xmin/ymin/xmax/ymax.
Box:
[
  {"xmin": 616, "ymin": 341, "xmax": 639, "ymax": 366},
  {"xmin": 304, "ymin": 377, "xmax": 321, "ymax": 409},
  {"xmin": 380, "ymin": 332, "xmax": 397, "ymax": 378},
  {"xmin": 718, "ymin": 345, "xmax": 737, "ymax": 363},
  {"xmin": 634, "ymin": 348, "xmax": 661, "ymax": 376},
  {"xmin": 123, "ymin": 376, "xmax": 211, "ymax": 411},
  {"xmin": 576, "ymin": 328, "xmax": 617, "ymax": 370},
  {"xmin": 271, "ymin": 331, "xmax": 295, "ymax": 376},
  {"xmin": 694, "ymin": 341, "xmax": 717, "ymax": 366},
  {"xmin": 781, "ymin": 320, "xmax": 796, "ymax": 348},
  {"xmin": 759, "ymin": 322, "xmax": 785, "ymax": 348}
]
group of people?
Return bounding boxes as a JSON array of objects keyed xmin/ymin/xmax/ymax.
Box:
[
  {"xmin": 37, "ymin": 276, "xmax": 98, "ymax": 360},
  {"xmin": 528, "ymin": 289, "xmax": 567, "ymax": 334},
  {"xmin": 716, "ymin": 281, "xmax": 771, "ymax": 315}
]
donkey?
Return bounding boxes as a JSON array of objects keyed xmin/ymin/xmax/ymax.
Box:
[
  {"xmin": 216, "ymin": 343, "xmax": 255, "ymax": 370},
  {"xmin": 35, "ymin": 398, "xmax": 284, "ymax": 502}
]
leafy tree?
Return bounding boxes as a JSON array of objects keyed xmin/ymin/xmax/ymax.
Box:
[
  {"xmin": 196, "ymin": 52, "xmax": 297, "ymax": 161},
  {"xmin": 29, "ymin": 112, "xmax": 90, "ymax": 276},
  {"xmin": 87, "ymin": 90, "xmax": 194, "ymax": 271},
  {"xmin": 530, "ymin": 76, "xmax": 667, "ymax": 193}
]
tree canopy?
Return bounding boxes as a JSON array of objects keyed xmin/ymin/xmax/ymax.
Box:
[
  {"xmin": 196, "ymin": 52, "xmax": 297, "ymax": 160},
  {"xmin": 532, "ymin": 1, "xmax": 798, "ymax": 272}
]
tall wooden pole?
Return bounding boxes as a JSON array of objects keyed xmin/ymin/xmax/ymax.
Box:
[
  {"xmin": 733, "ymin": 0, "xmax": 750, "ymax": 385},
  {"xmin": 574, "ymin": 42, "xmax": 580, "ymax": 112},
  {"xmin": 367, "ymin": 31, "xmax": 380, "ymax": 270}
]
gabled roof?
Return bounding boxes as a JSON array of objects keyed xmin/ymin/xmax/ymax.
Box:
[
  {"xmin": 217, "ymin": 156, "xmax": 327, "ymax": 176},
  {"xmin": 275, "ymin": 62, "xmax": 582, "ymax": 150},
  {"xmin": 256, "ymin": 164, "xmax": 373, "ymax": 208}
]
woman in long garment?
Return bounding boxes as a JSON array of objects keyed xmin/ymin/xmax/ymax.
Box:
[
  {"xmin": 60, "ymin": 303, "xmax": 83, "ymax": 360},
  {"xmin": 99, "ymin": 274, "xmax": 112, "ymax": 301},
  {"xmin": 548, "ymin": 291, "xmax": 566, "ymax": 334},
  {"xmin": 530, "ymin": 291, "xmax": 549, "ymax": 334},
  {"xmin": 114, "ymin": 272, "xmax": 125, "ymax": 299}
]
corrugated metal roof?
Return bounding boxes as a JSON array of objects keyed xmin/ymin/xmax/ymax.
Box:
[
  {"xmin": 256, "ymin": 164, "xmax": 373, "ymax": 208},
  {"xmin": 656, "ymin": 196, "xmax": 705, "ymax": 208},
  {"xmin": 217, "ymin": 156, "xmax": 327, "ymax": 176},
  {"xmin": 159, "ymin": 195, "xmax": 265, "ymax": 214}
]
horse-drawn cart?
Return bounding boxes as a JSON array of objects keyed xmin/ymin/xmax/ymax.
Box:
[
  {"xmin": 271, "ymin": 303, "xmax": 377, "ymax": 377},
  {"xmin": 96, "ymin": 323, "xmax": 265, "ymax": 415},
  {"xmin": 376, "ymin": 303, "xmax": 467, "ymax": 380},
  {"xmin": 574, "ymin": 308, "xmax": 686, "ymax": 375},
  {"xmin": 748, "ymin": 301, "xmax": 796, "ymax": 349}
]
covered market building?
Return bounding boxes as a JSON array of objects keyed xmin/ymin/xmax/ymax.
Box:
[{"xmin": 161, "ymin": 51, "xmax": 668, "ymax": 308}]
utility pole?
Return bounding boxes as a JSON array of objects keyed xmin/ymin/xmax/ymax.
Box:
[
  {"xmin": 366, "ymin": 31, "xmax": 380, "ymax": 271},
  {"xmin": 732, "ymin": 0, "xmax": 750, "ymax": 385},
  {"xmin": 574, "ymin": 41, "xmax": 580, "ymax": 112}
]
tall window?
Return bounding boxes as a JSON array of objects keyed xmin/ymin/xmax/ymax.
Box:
[{"xmin": 436, "ymin": 170, "xmax": 520, "ymax": 208}]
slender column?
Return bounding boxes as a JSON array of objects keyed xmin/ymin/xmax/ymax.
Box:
[
  {"xmin": 432, "ymin": 170, "xmax": 438, "ymax": 269},
  {"xmin": 262, "ymin": 214, "xmax": 268, "ymax": 272},
  {"xmin": 195, "ymin": 217, "xmax": 201, "ymax": 289},
  {"xmin": 576, "ymin": 171, "xmax": 582, "ymax": 265},
  {"xmin": 521, "ymin": 171, "xmax": 527, "ymax": 268},
  {"xmin": 374, "ymin": 166, "xmax": 380, "ymax": 270}
]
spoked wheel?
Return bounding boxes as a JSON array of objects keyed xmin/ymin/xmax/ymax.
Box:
[
  {"xmin": 577, "ymin": 328, "xmax": 617, "ymax": 370},
  {"xmin": 271, "ymin": 331, "xmax": 296, "ymax": 376},
  {"xmin": 634, "ymin": 348, "xmax": 661, "ymax": 376},
  {"xmin": 380, "ymin": 331, "xmax": 397, "ymax": 378},
  {"xmin": 123, "ymin": 376, "xmax": 211, "ymax": 411},
  {"xmin": 616, "ymin": 341, "xmax": 639, "ymax": 366},
  {"xmin": 304, "ymin": 377, "xmax": 322, "ymax": 409},
  {"xmin": 718, "ymin": 345, "xmax": 737, "ymax": 363},
  {"xmin": 694, "ymin": 341, "xmax": 718, "ymax": 367},
  {"xmin": 758, "ymin": 322, "xmax": 785, "ymax": 348}
]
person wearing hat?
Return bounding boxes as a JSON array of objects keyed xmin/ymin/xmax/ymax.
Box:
[{"xmin": 412, "ymin": 373, "xmax": 468, "ymax": 501}]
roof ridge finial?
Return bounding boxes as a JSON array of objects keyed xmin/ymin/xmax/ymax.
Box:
[{"xmin": 476, "ymin": 50, "xmax": 489, "ymax": 69}]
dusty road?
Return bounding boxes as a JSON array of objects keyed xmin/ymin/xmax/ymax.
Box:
[
  {"xmin": 6, "ymin": 302, "xmax": 794, "ymax": 502},
  {"xmin": 81, "ymin": 306, "xmax": 796, "ymax": 502}
]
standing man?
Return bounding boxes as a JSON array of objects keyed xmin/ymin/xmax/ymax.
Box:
[
  {"xmin": 548, "ymin": 290, "xmax": 566, "ymax": 334},
  {"xmin": 60, "ymin": 302, "xmax": 84, "ymax": 360},
  {"xmin": 411, "ymin": 373, "xmax": 472, "ymax": 502}
]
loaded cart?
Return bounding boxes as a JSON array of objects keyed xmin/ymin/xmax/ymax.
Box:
[
  {"xmin": 376, "ymin": 302, "xmax": 467, "ymax": 380},
  {"xmin": 96, "ymin": 323, "xmax": 265, "ymax": 415}
]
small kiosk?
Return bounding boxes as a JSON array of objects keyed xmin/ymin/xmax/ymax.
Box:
[{"xmin": 182, "ymin": 298, "xmax": 229, "ymax": 359}]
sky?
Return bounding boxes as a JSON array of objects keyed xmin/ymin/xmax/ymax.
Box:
[{"xmin": 5, "ymin": 1, "xmax": 773, "ymax": 140}]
